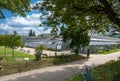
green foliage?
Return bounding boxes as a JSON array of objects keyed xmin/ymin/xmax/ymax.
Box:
[
  {"xmin": 0, "ymin": 57, "xmax": 3, "ymax": 60},
  {"xmin": 70, "ymin": 59, "xmax": 120, "ymax": 81},
  {"xmin": 33, "ymin": 0, "xmax": 120, "ymax": 51},
  {"xmin": 13, "ymin": 31, "xmax": 18, "ymax": 35},
  {"xmin": 32, "ymin": 31, "xmax": 36, "ymax": 36},
  {"xmin": 0, "ymin": 51, "xmax": 86, "ymax": 76},
  {"xmin": 35, "ymin": 45, "xmax": 47, "ymax": 61},
  {"xmin": 33, "ymin": 0, "xmax": 120, "ymax": 55},
  {"xmin": 0, "ymin": 0, "xmax": 30, "ymax": 18},
  {"xmin": 52, "ymin": 54, "xmax": 86, "ymax": 65},
  {"xmin": 71, "ymin": 67, "xmax": 93, "ymax": 81},
  {"xmin": 35, "ymin": 0, "xmax": 118, "ymax": 32},
  {"xmin": 84, "ymin": 67, "xmax": 92, "ymax": 81},
  {"xmin": 97, "ymin": 49, "xmax": 120, "ymax": 54},
  {"xmin": 113, "ymin": 72, "xmax": 120, "ymax": 81},
  {"xmin": 0, "ymin": 35, "xmax": 22, "ymax": 59},
  {"xmin": 28, "ymin": 30, "xmax": 36, "ymax": 36},
  {"xmin": 70, "ymin": 75, "xmax": 83, "ymax": 81},
  {"xmin": 8, "ymin": 35, "xmax": 22, "ymax": 59},
  {"xmin": 0, "ymin": 46, "xmax": 34, "ymax": 61},
  {"xmin": 7, "ymin": 35, "xmax": 22, "ymax": 48},
  {"xmin": 0, "ymin": 35, "xmax": 9, "ymax": 47},
  {"xmin": 61, "ymin": 26, "xmax": 90, "ymax": 55},
  {"xmin": 34, "ymin": 52, "xmax": 41, "ymax": 61},
  {"xmin": 92, "ymin": 60, "xmax": 120, "ymax": 81},
  {"xmin": 29, "ymin": 30, "xmax": 33, "ymax": 36}
]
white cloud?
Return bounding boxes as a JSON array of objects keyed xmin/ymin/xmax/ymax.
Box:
[
  {"xmin": 44, "ymin": 28, "xmax": 52, "ymax": 34},
  {"xmin": 27, "ymin": 14, "xmax": 42, "ymax": 20},
  {"xmin": 0, "ymin": 24, "xmax": 14, "ymax": 31},
  {"xmin": 38, "ymin": 27, "xmax": 44, "ymax": 30},
  {"xmin": 0, "ymin": 13, "xmax": 51, "ymax": 36},
  {"xmin": 23, "ymin": 27, "xmax": 36, "ymax": 31},
  {"xmin": 30, "ymin": 1, "xmax": 42, "ymax": 8},
  {"xmin": 6, "ymin": 13, "xmax": 41, "ymax": 27}
]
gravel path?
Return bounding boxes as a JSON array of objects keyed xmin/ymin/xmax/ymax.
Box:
[
  {"xmin": 16, "ymin": 47, "xmax": 71, "ymax": 56},
  {"xmin": 0, "ymin": 52, "xmax": 120, "ymax": 81}
]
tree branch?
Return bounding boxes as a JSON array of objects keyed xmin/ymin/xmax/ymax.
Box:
[
  {"xmin": 118, "ymin": 0, "xmax": 120, "ymax": 3},
  {"xmin": 73, "ymin": 5, "xmax": 104, "ymax": 16},
  {"xmin": 98, "ymin": 0, "xmax": 120, "ymax": 27}
]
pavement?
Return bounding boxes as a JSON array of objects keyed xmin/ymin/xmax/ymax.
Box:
[{"xmin": 0, "ymin": 51, "xmax": 120, "ymax": 81}]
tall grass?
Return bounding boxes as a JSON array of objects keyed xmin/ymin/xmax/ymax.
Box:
[{"xmin": 70, "ymin": 58, "xmax": 120, "ymax": 81}]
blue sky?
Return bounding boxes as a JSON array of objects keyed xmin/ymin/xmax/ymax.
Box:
[{"xmin": 0, "ymin": 0, "xmax": 51, "ymax": 36}]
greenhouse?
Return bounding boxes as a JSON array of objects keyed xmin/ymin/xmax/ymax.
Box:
[
  {"xmin": 80, "ymin": 35, "xmax": 120, "ymax": 53},
  {"xmin": 23, "ymin": 35, "xmax": 120, "ymax": 53}
]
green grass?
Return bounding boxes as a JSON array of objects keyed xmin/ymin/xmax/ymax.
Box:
[
  {"xmin": 70, "ymin": 58, "xmax": 120, "ymax": 81},
  {"xmin": 97, "ymin": 49, "xmax": 120, "ymax": 54},
  {"xmin": 0, "ymin": 46, "xmax": 86, "ymax": 76},
  {"xmin": 91, "ymin": 59, "xmax": 120, "ymax": 81},
  {"xmin": 0, "ymin": 46, "xmax": 34, "ymax": 61}
]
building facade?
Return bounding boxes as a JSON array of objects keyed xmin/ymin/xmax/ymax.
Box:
[{"xmin": 23, "ymin": 34, "xmax": 120, "ymax": 53}]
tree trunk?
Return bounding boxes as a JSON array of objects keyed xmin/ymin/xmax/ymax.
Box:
[
  {"xmin": 12, "ymin": 48, "xmax": 14, "ymax": 60},
  {"xmin": 4, "ymin": 46, "xmax": 6, "ymax": 56},
  {"xmin": 75, "ymin": 47, "xmax": 79, "ymax": 55},
  {"xmin": 98, "ymin": 0, "xmax": 120, "ymax": 27}
]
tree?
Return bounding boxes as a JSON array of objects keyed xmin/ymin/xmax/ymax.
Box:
[
  {"xmin": 7, "ymin": 35, "xmax": 22, "ymax": 60},
  {"xmin": 0, "ymin": 35, "xmax": 4, "ymax": 47},
  {"xmin": 32, "ymin": 31, "xmax": 36, "ymax": 36},
  {"xmin": 28, "ymin": 30, "xmax": 33, "ymax": 36},
  {"xmin": 35, "ymin": 45, "xmax": 47, "ymax": 61},
  {"xmin": 4, "ymin": 35, "xmax": 9, "ymax": 56},
  {"xmin": 0, "ymin": 0, "xmax": 30, "ymax": 18},
  {"xmin": 61, "ymin": 25, "xmax": 90, "ymax": 55},
  {"xmin": 33, "ymin": 0, "xmax": 120, "ymax": 53},
  {"xmin": 13, "ymin": 31, "xmax": 18, "ymax": 36},
  {"xmin": 28, "ymin": 30, "xmax": 36, "ymax": 36},
  {"xmin": 0, "ymin": 35, "xmax": 9, "ymax": 56},
  {"xmin": 0, "ymin": 34, "xmax": 22, "ymax": 59},
  {"xmin": 0, "ymin": 35, "xmax": 4, "ymax": 54},
  {"xmin": 59, "ymin": 14, "xmax": 90, "ymax": 54},
  {"xmin": 37, "ymin": 0, "xmax": 120, "ymax": 30}
]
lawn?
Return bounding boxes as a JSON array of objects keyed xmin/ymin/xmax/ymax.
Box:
[
  {"xmin": 0, "ymin": 46, "xmax": 86, "ymax": 76},
  {"xmin": 70, "ymin": 58, "xmax": 120, "ymax": 81},
  {"xmin": 97, "ymin": 49, "xmax": 120, "ymax": 54},
  {"xmin": 0, "ymin": 46, "xmax": 34, "ymax": 61}
]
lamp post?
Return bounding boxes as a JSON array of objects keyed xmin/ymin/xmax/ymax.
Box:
[
  {"xmin": 55, "ymin": 44, "xmax": 58, "ymax": 57},
  {"xmin": 87, "ymin": 49, "xmax": 90, "ymax": 57}
]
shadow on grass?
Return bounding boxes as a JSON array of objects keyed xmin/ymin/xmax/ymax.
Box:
[{"xmin": 52, "ymin": 54, "xmax": 87, "ymax": 65}]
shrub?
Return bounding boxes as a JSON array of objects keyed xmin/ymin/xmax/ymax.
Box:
[
  {"xmin": 0, "ymin": 57, "xmax": 3, "ymax": 60},
  {"xmin": 34, "ymin": 45, "xmax": 47, "ymax": 61},
  {"xmin": 70, "ymin": 75, "xmax": 83, "ymax": 81},
  {"xmin": 113, "ymin": 72, "xmax": 120, "ymax": 81}
]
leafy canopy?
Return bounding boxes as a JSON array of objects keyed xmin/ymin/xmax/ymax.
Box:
[
  {"xmin": 28, "ymin": 30, "xmax": 36, "ymax": 36},
  {"xmin": 33, "ymin": 0, "xmax": 120, "ymax": 52},
  {"xmin": 0, "ymin": 34, "xmax": 22, "ymax": 47},
  {"xmin": 0, "ymin": 0, "xmax": 30, "ymax": 18},
  {"xmin": 34, "ymin": 0, "xmax": 120, "ymax": 31}
]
